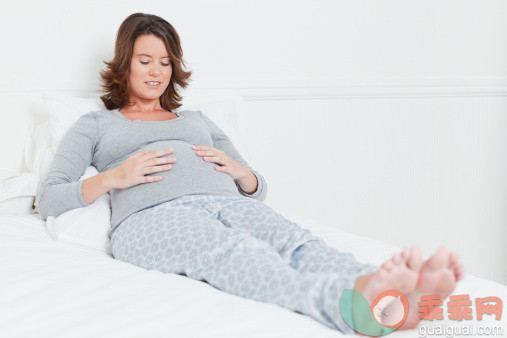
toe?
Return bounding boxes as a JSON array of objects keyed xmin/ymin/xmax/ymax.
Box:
[
  {"xmin": 401, "ymin": 247, "xmax": 411, "ymax": 261},
  {"xmin": 382, "ymin": 260, "xmax": 394, "ymax": 272},
  {"xmin": 448, "ymin": 251, "xmax": 466, "ymax": 281},
  {"xmin": 449, "ymin": 251, "xmax": 459, "ymax": 267},
  {"xmin": 425, "ymin": 246, "xmax": 449, "ymax": 270},
  {"xmin": 408, "ymin": 247, "xmax": 423, "ymax": 270},
  {"xmin": 454, "ymin": 262, "xmax": 465, "ymax": 281},
  {"xmin": 456, "ymin": 269, "xmax": 465, "ymax": 282},
  {"xmin": 458, "ymin": 267, "xmax": 466, "ymax": 281},
  {"xmin": 392, "ymin": 252, "xmax": 402, "ymax": 265}
]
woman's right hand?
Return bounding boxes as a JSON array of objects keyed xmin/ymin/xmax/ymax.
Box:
[{"xmin": 107, "ymin": 148, "xmax": 176, "ymax": 189}]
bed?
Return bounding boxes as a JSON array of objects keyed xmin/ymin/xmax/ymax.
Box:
[{"xmin": 1, "ymin": 91, "xmax": 505, "ymax": 337}]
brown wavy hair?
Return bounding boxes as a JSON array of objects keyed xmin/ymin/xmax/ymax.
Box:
[{"xmin": 98, "ymin": 13, "xmax": 192, "ymax": 111}]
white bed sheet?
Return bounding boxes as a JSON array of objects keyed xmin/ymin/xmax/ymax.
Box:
[{"xmin": 0, "ymin": 212, "xmax": 505, "ymax": 338}]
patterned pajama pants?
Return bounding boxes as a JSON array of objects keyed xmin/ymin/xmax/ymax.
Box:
[{"xmin": 110, "ymin": 194, "xmax": 378, "ymax": 334}]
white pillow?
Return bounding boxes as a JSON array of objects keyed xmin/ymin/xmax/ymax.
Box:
[
  {"xmin": 25, "ymin": 95, "xmax": 104, "ymax": 181},
  {"xmin": 25, "ymin": 119, "xmax": 59, "ymax": 214},
  {"xmin": 0, "ymin": 171, "xmax": 40, "ymax": 215},
  {"xmin": 24, "ymin": 120, "xmax": 54, "ymax": 181},
  {"xmin": 43, "ymin": 95, "xmax": 104, "ymax": 155},
  {"xmin": 0, "ymin": 197, "xmax": 36, "ymax": 215},
  {"xmin": 45, "ymin": 166, "xmax": 112, "ymax": 256}
]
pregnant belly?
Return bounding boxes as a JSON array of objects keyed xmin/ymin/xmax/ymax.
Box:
[
  {"xmin": 123, "ymin": 140, "xmax": 237, "ymax": 192},
  {"xmin": 142, "ymin": 140, "xmax": 223, "ymax": 176}
]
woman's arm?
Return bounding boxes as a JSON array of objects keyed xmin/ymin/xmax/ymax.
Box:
[
  {"xmin": 81, "ymin": 170, "xmax": 115, "ymax": 204},
  {"xmin": 37, "ymin": 112, "xmax": 99, "ymax": 221},
  {"xmin": 198, "ymin": 110, "xmax": 268, "ymax": 201},
  {"xmin": 235, "ymin": 170, "xmax": 258, "ymax": 195},
  {"xmin": 82, "ymin": 148, "xmax": 176, "ymax": 203}
]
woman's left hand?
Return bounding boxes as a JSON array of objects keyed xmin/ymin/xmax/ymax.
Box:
[{"xmin": 192, "ymin": 145, "xmax": 249, "ymax": 180}]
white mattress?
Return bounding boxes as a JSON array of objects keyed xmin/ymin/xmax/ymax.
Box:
[{"xmin": 1, "ymin": 211, "xmax": 505, "ymax": 337}]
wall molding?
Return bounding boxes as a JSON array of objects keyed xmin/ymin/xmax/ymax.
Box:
[
  {"xmin": 187, "ymin": 78, "xmax": 507, "ymax": 100},
  {"xmin": 192, "ymin": 85, "xmax": 507, "ymax": 100},
  {"xmin": 1, "ymin": 78, "xmax": 506, "ymax": 100}
]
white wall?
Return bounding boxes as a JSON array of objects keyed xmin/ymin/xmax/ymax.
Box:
[
  {"xmin": 242, "ymin": 95, "xmax": 507, "ymax": 285},
  {"xmin": 1, "ymin": 0, "xmax": 506, "ymax": 90},
  {"xmin": 0, "ymin": 0, "xmax": 506, "ymax": 283}
]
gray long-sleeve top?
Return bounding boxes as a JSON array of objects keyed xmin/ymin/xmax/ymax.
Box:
[{"xmin": 37, "ymin": 108, "xmax": 267, "ymax": 239}]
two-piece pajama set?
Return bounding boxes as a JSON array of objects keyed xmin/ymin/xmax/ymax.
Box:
[{"xmin": 37, "ymin": 108, "xmax": 378, "ymax": 333}]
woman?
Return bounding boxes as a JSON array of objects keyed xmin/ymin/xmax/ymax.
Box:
[{"xmin": 38, "ymin": 13, "xmax": 465, "ymax": 334}]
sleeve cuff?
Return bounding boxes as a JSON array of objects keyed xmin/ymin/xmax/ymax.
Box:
[
  {"xmin": 77, "ymin": 180, "xmax": 91, "ymax": 207},
  {"xmin": 236, "ymin": 170, "xmax": 267, "ymax": 201}
]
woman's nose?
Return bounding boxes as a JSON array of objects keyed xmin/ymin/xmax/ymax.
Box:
[{"xmin": 149, "ymin": 64, "xmax": 161, "ymax": 77}]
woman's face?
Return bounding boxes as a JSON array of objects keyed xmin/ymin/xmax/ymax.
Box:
[{"xmin": 128, "ymin": 34, "xmax": 172, "ymax": 104}]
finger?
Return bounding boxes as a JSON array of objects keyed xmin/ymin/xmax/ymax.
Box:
[
  {"xmin": 142, "ymin": 164, "xmax": 172, "ymax": 175},
  {"xmin": 203, "ymin": 156, "xmax": 229, "ymax": 166},
  {"xmin": 202, "ymin": 155, "xmax": 227, "ymax": 165},
  {"xmin": 129, "ymin": 149, "xmax": 151, "ymax": 159},
  {"xmin": 195, "ymin": 150, "xmax": 216, "ymax": 157},
  {"xmin": 139, "ymin": 148, "xmax": 173, "ymax": 162},
  {"xmin": 192, "ymin": 145, "xmax": 214, "ymax": 151},
  {"xmin": 143, "ymin": 175, "xmax": 163, "ymax": 183},
  {"xmin": 143, "ymin": 157, "xmax": 176, "ymax": 168}
]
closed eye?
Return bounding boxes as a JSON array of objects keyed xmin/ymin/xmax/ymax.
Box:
[{"xmin": 140, "ymin": 61, "xmax": 170, "ymax": 66}]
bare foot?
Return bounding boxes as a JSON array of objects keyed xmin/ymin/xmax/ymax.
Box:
[
  {"xmin": 400, "ymin": 246, "xmax": 465, "ymax": 330},
  {"xmin": 354, "ymin": 246, "xmax": 423, "ymax": 308}
]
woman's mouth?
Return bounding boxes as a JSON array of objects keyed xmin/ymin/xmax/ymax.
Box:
[{"xmin": 145, "ymin": 81, "xmax": 162, "ymax": 88}]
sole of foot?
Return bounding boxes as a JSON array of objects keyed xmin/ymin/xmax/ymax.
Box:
[{"xmin": 400, "ymin": 246, "xmax": 465, "ymax": 330}]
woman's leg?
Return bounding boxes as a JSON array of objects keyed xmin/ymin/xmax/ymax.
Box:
[
  {"xmin": 214, "ymin": 197, "xmax": 378, "ymax": 276},
  {"xmin": 110, "ymin": 194, "xmax": 362, "ymax": 333},
  {"xmin": 207, "ymin": 195, "xmax": 465, "ymax": 333}
]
